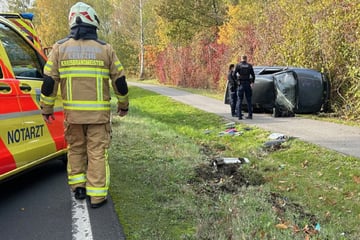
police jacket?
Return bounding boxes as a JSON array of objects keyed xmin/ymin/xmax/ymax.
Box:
[
  {"xmin": 40, "ymin": 26, "xmax": 128, "ymax": 124},
  {"xmin": 233, "ymin": 61, "xmax": 255, "ymax": 84}
]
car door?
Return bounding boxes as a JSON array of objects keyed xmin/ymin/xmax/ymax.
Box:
[
  {"xmin": 0, "ymin": 76, "xmax": 23, "ymax": 176},
  {"xmin": 273, "ymin": 71, "xmax": 298, "ymax": 117},
  {"xmin": 0, "ymin": 19, "xmax": 66, "ymax": 170}
]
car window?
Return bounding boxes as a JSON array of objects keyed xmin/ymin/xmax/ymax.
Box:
[{"xmin": 0, "ymin": 22, "xmax": 43, "ymax": 79}]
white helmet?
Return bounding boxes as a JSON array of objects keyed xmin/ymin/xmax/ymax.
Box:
[{"xmin": 68, "ymin": 2, "xmax": 100, "ymax": 29}]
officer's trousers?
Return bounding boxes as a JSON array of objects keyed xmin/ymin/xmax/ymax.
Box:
[
  {"xmin": 65, "ymin": 122, "xmax": 111, "ymax": 203},
  {"xmin": 237, "ymin": 83, "xmax": 253, "ymax": 117},
  {"xmin": 229, "ymin": 90, "xmax": 238, "ymax": 116}
]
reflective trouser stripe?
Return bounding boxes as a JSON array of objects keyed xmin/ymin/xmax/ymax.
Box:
[
  {"xmin": 86, "ymin": 187, "xmax": 108, "ymax": 197},
  {"xmin": 86, "ymin": 149, "xmax": 110, "ymax": 198},
  {"xmin": 68, "ymin": 173, "xmax": 86, "ymax": 185}
]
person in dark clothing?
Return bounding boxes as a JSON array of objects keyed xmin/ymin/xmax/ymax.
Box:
[
  {"xmin": 233, "ymin": 55, "xmax": 255, "ymax": 120},
  {"xmin": 227, "ymin": 64, "xmax": 238, "ymax": 117}
]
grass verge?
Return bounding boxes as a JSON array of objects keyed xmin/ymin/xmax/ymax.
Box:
[{"xmin": 109, "ymin": 86, "xmax": 360, "ymax": 240}]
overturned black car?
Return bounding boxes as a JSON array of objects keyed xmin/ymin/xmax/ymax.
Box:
[{"xmin": 224, "ymin": 66, "xmax": 331, "ymax": 117}]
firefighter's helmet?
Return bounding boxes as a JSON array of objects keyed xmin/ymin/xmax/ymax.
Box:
[{"xmin": 68, "ymin": 2, "xmax": 100, "ymax": 29}]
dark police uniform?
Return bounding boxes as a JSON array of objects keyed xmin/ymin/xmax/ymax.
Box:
[{"xmin": 233, "ymin": 59, "xmax": 255, "ymax": 119}]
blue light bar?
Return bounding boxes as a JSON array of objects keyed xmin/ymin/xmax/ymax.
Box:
[{"xmin": 20, "ymin": 13, "xmax": 34, "ymax": 21}]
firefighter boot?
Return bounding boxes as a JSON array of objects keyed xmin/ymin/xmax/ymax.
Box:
[{"xmin": 74, "ymin": 187, "xmax": 87, "ymax": 200}]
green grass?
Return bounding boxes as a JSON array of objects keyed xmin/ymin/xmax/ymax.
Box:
[
  {"xmin": 133, "ymin": 79, "xmax": 360, "ymax": 127},
  {"xmin": 109, "ymin": 86, "xmax": 360, "ymax": 240}
]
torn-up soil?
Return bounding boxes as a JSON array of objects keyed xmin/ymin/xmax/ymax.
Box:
[
  {"xmin": 192, "ymin": 162, "xmax": 265, "ymax": 194},
  {"xmin": 191, "ymin": 143, "xmax": 321, "ymax": 237}
]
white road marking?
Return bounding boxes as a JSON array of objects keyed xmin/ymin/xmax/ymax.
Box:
[{"xmin": 71, "ymin": 191, "xmax": 93, "ymax": 240}]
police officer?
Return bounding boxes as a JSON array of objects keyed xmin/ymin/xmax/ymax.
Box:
[
  {"xmin": 40, "ymin": 2, "xmax": 129, "ymax": 208},
  {"xmin": 233, "ymin": 55, "xmax": 255, "ymax": 120},
  {"xmin": 227, "ymin": 64, "xmax": 238, "ymax": 117}
]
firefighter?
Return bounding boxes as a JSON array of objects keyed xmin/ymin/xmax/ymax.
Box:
[
  {"xmin": 40, "ymin": 2, "xmax": 129, "ymax": 208},
  {"xmin": 233, "ymin": 55, "xmax": 255, "ymax": 120}
]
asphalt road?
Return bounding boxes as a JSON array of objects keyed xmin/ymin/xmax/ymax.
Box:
[
  {"xmin": 0, "ymin": 159, "xmax": 126, "ymax": 240},
  {"xmin": 129, "ymin": 81, "xmax": 360, "ymax": 159}
]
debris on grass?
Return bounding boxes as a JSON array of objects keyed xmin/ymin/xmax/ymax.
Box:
[
  {"xmin": 263, "ymin": 139, "xmax": 286, "ymax": 150},
  {"xmin": 262, "ymin": 133, "xmax": 294, "ymax": 152},
  {"xmin": 218, "ymin": 128, "xmax": 243, "ymax": 136},
  {"xmin": 218, "ymin": 122, "xmax": 245, "ymax": 136},
  {"xmin": 213, "ymin": 157, "xmax": 250, "ymax": 166},
  {"xmin": 268, "ymin": 133, "xmax": 287, "ymax": 140},
  {"xmin": 225, "ymin": 122, "xmax": 236, "ymax": 129}
]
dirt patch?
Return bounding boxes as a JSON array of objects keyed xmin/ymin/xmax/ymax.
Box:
[
  {"xmin": 269, "ymin": 192, "xmax": 320, "ymax": 235},
  {"xmin": 193, "ymin": 143, "xmax": 320, "ymax": 237},
  {"xmin": 192, "ymin": 143, "xmax": 265, "ymax": 195},
  {"xmin": 191, "ymin": 161, "xmax": 265, "ymax": 195}
]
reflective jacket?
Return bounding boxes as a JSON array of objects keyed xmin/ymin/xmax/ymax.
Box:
[{"xmin": 41, "ymin": 37, "xmax": 128, "ymax": 124}]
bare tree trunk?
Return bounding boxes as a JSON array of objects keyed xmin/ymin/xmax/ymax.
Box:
[{"xmin": 139, "ymin": 0, "xmax": 145, "ymax": 80}]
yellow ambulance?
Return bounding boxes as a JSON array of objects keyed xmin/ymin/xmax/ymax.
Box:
[{"xmin": 0, "ymin": 14, "xmax": 67, "ymax": 181}]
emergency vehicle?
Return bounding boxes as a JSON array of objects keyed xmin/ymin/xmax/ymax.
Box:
[{"xmin": 0, "ymin": 14, "xmax": 67, "ymax": 181}]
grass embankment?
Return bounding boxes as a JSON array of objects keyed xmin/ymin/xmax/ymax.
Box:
[{"xmin": 109, "ymin": 86, "xmax": 360, "ymax": 240}]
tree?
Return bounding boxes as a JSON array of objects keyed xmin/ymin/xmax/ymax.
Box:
[
  {"xmin": 8, "ymin": 0, "xmax": 33, "ymax": 12},
  {"xmin": 33, "ymin": 0, "xmax": 77, "ymax": 47},
  {"xmin": 110, "ymin": 0, "xmax": 158, "ymax": 79},
  {"xmin": 156, "ymin": 0, "xmax": 226, "ymax": 45}
]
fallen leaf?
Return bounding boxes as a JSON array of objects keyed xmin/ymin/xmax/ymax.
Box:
[
  {"xmin": 276, "ymin": 223, "xmax": 288, "ymax": 229},
  {"xmin": 344, "ymin": 191, "xmax": 354, "ymax": 199},
  {"xmin": 353, "ymin": 176, "xmax": 360, "ymax": 184},
  {"xmin": 302, "ymin": 160, "xmax": 309, "ymax": 168},
  {"xmin": 292, "ymin": 224, "xmax": 301, "ymax": 233}
]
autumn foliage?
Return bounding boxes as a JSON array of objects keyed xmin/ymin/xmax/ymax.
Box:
[
  {"xmin": 10, "ymin": 0, "xmax": 360, "ymax": 120},
  {"xmin": 151, "ymin": 0, "xmax": 360, "ymax": 120}
]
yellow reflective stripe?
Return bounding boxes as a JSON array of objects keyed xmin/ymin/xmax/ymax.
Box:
[
  {"xmin": 40, "ymin": 94, "xmax": 55, "ymax": 105},
  {"xmin": 97, "ymin": 76, "xmax": 103, "ymax": 101},
  {"xmin": 66, "ymin": 76, "xmax": 72, "ymax": 101},
  {"xmin": 12, "ymin": 19, "xmax": 41, "ymax": 49},
  {"xmin": 105, "ymin": 149, "xmax": 110, "ymax": 188},
  {"xmin": 61, "ymin": 59, "xmax": 104, "ymax": 67},
  {"xmin": 44, "ymin": 61, "xmax": 53, "ymax": 72},
  {"xmin": 14, "ymin": 19, "xmax": 36, "ymax": 37},
  {"xmin": 86, "ymin": 187, "xmax": 108, "ymax": 197},
  {"xmin": 63, "ymin": 100, "xmax": 110, "ymax": 111},
  {"xmin": 114, "ymin": 60, "xmax": 124, "ymax": 72},
  {"xmin": 68, "ymin": 173, "xmax": 86, "ymax": 185},
  {"xmin": 116, "ymin": 93, "xmax": 128, "ymax": 103},
  {"xmin": 59, "ymin": 67, "xmax": 109, "ymax": 78}
]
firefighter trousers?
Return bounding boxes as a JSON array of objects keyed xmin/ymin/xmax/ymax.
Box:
[{"xmin": 65, "ymin": 122, "xmax": 111, "ymax": 203}]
